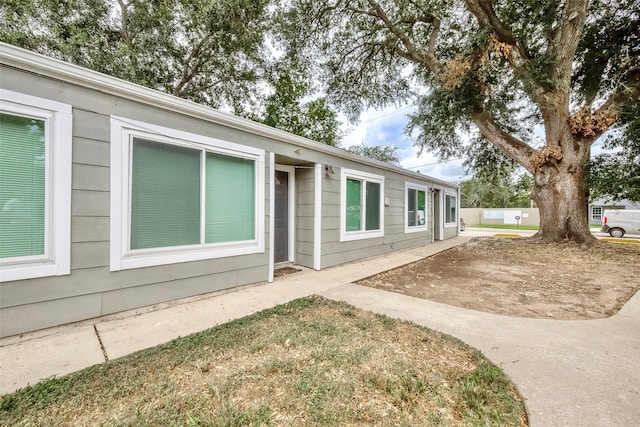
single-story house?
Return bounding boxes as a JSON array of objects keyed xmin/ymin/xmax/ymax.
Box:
[{"xmin": 0, "ymin": 43, "xmax": 459, "ymax": 338}]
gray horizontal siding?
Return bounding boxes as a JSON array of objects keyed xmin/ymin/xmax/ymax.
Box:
[
  {"xmin": 0, "ymin": 294, "xmax": 102, "ymax": 338},
  {"xmin": 71, "ymin": 242, "xmax": 110, "ymax": 269},
  {"xmin": 72, "ymin": 164, "xmax": 110, "ymax": 191},
  {"xmin": 101, "ymin": 265, "xmax": 267, "ymax": 315},
  {"xmin": 295, "ymin": 169, "xmax": 315, "ymax": 268},
  {"xmin": 0, "ymin": 62, "xmax": 457, "ymax": 338},
  {"xmin": 444, "ymin": 226, "xmax": 459, "ymax": 239},
  {"xmin": 72, "ymin": 190, "xmax": 109, "ymax": 217},
  {"xmin": 320, "ymin": 165, "xmax": 439, "ymax": 269},
  {"xmin": 73, "ymin": 137, "xmax": 110, "ymax": 167},
  {"xmin": 72, "ymin": 216, "xmax": 110, "ymax": 243}
]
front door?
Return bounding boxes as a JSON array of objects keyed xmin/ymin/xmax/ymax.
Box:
[
  {"xmin": 433, "ymin": 190, "xmax": 442, "ymax": 241},
  {"xmin": 274, "ymin": 170, "xmax": 289, "ymax": 263}
]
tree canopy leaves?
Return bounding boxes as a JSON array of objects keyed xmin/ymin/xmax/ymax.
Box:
[
  {"xmin": 1, "ymin": 0, "xmax": 271, "ymax": 111},
  {"xmin": 259, "ymin": 65, "xmax": 343, "ymax": 146},
  {"xmin": 347, "ymin": 143, "xmax": 401, "ymax": 165},
  {"xmin": 461, "ymin": 172, "xmax": 533, "ymax": 208},
  {"xmin": 278, "ymin": 0, "xmax": 639, "ymax": 174}
]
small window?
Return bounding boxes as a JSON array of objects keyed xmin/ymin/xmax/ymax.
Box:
[
  {"xmin": 405, "ymin": 183, "xmax": 427, "ymax": 233},
  {"xmin": 340, "ymin": 169, "xmax": 384, "ymax": 241},
  {"xmin": 110, "ymin": 117, "xmax": 265, "ymax": 271},
  {"xmin": 0, "ymin": 91, "xmax": 72, "ymax": 282},
  {"xmin": 591, "ymin": 206, "xmax": 602, "ymax": 222},
  {"xmin": 445, "ymin": 193, "xmax": 457, "ymax": 226}
]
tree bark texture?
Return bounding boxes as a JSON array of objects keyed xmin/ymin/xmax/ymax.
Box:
[
  {"xmin": 532, "ymin": 164, "xmax": 594, "ymax": 244},
  {"xmin": 529, "ymin": 117, "xmax": 596, "ymax": 244}
]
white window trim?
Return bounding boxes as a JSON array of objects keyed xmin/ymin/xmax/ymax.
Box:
[
  {"xmin": 404, "ymin": 182, "xmax": 429, "ymax": 234},
  {"xmin": 340, "ymin": 168, "xmax": 384, "ymax": 242},
  {"xmin": 313, "ymin": 164, "xmax": 322, "ymax": 270},
  {"xmin": 275, "ymin": 164, "xmax": 296, "ymax": 264},
  {"xmin": 444, "ymin": 191, "xmax": 458, "ymax": 228},
  {"xmin": 0, "ymin": 90, "xmax": 72, "ymax": 282},
  {"xmin": 110, "ymin": 116, "xmax": 265, "ymax": 271}
]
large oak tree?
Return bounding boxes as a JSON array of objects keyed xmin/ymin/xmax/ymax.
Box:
[{"xmin": 281, "ymin": 0, "xmax": 640, "ymax": 243}]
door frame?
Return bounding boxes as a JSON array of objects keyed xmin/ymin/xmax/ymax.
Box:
[
  {"xmin": 431, "ymin": 187, "xmax": 444, "ymax": 241},
  {"xmin": 274, "ymin": 165, "xmax": 296, "ymax": 265}
]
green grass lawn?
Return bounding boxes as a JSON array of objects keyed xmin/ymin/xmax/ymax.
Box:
[{"xmin": 0, "ymin": 297, "xmax": 526, "ymax": 426}]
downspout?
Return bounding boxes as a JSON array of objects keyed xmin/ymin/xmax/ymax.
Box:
[
  {"xmin": 313, "ymin": 164, "xmax": 322, "ymax": 270},
  {"xmin": 430, "ymin": 184, "xmax": 435, "ymax": 243},
  {"xmin": 268, "ymin": 152, "xmax": 275, "ymax": 282},
  {"xmin": 457, "ymin": 186, "xmax": 461, "ymax": 235}
]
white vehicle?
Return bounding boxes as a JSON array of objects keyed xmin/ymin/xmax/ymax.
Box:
[{"xmin": 600, "ymin": 209, "xmax": 640, "ymax": 238}]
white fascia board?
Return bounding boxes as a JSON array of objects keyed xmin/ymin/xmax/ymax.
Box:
[{"xmin": 0, "ymin": 42, "xmax": 457, "ymax": 189}]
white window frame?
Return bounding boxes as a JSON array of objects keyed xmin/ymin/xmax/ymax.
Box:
[
  {"xmin": 404, "ymin": 182, "xmax": 428, "ymax": 233},
  {"xmin": 444, "ymin": 192, "xmax": 458, "ymax": 228},
  {"xmin": 340, "ymin": 168, "xmax": 385, "ymax": 242},
  {"xmin": 110, "ymin": 116, "xmax": 265, "ymax": 271},
  {"xmin": 0, "ymin": 90, "xmax": 72, "ymax": 282},
  {"xmin": 591, "ymin": 206, "xmax": 603, "ymax": 222}
]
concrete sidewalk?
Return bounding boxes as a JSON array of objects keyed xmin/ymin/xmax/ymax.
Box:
[
  {"xmin": 0, "ymin": 236, "xmax": 470, "ymax": 395},
  {"xmin": 321, "ymin": 284, "xmax": 640, "ymax": 427},
  {"xmin": 2, "ymin": 233, "xmax": 639, "ymax": 427}
]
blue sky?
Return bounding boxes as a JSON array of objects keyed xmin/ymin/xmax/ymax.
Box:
[
  {"xmin": 341, "ymin": 106, "xmax": 468, "ymax": 183},
  {"xmin": 341, "ymin": 107, "xmax": 608, "ymax": 184}
]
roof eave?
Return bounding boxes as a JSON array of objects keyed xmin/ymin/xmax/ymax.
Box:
[{"xmin": 0, "ymin": 42, "xmax": 457, "ymax": 188}]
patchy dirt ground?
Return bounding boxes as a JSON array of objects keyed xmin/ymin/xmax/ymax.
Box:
[{"xmin": 357, "ymin": 237, "xmax": 640, "ymax": 320}]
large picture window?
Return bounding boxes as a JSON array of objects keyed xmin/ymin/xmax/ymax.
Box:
[
  {"xmin": 110, "ymin": 117, "xmax": 265, "ymax": 271},
  {"xmin": 405, "ymin": 183, "xmax": 427, "ymax": 233},
  {"xmin": 340, "ymin": 169, "xmax": 384, "ymax": 241},
  {"xmin": 0, "ymin": 91, "xmax": 72, "ymax": 282},
  {"xmin": 445, "ymin": 193, "xmax": 457, "ymax": 226}
]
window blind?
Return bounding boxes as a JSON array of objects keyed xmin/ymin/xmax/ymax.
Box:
[
  {"xmin": 0, "ymin": 113, "xmax": 45, "ymax": 258},
  {"xmin": 346, "ymin": 178, "xmax": 362, "ymax": 231},
  {"xmin": 365, "ymin": 181, "xmax": 380, "ymax": 231},
  {"xmin": 205, "ymin": 152, "xmax": 255, "ymax": 243},
  {"xmin": 130, "ymin": 138, "xmax": 201, "ymax": 249}
]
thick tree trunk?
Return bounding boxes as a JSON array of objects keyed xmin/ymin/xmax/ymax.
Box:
[{"xmin": 531, "ymin": 156, "xmax": 596, "ymax": 245}]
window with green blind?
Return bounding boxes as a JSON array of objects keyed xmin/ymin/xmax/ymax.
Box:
[
  {"xmin": 345, "ymin": 178, "xmax": 381, "ymax": 232},
  {"xmin": 0, "ymin": 113, "xmax": 46, "ymax": 259},
  {"xmin": 1, "ymin": 91, "xmax": 71, "ymax": 281},
  {"xmin": 341, "ymin": 169, "xmax": 384, "ymax": 241},
  {"xmin": 131, "ymin": 139, "xmax": 201, "ymax": 249},
  {"xmin": 111, "ymin": 117, "xmax": 265, "ymax": 271},
  {"xmin": 205, "ymin": 153, "xmax": 255, "ymax": 243},
  {"xmin": 129, "ymin": 138, "xmax": 258, "ymax": 251},
  {"xmin": 345, "ymin": 178, "xmax": 362, "ymax": 232}
]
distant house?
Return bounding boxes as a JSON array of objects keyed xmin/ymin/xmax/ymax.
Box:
[
  {"xmin": 589, "ymin": 199, "xmax": 640, "ymax": 224},
  {"xmin": 0, "ymin": 43, "xmax": 459, "ymax": 337}
]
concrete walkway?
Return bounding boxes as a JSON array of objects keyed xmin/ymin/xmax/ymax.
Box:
[
  {"xmin": 321, "ymin": 285, "xmax": 640, "ymax": 427},
  {"xmin": 2, "ymin": 232, "xmax": 639, "ymax": 426}
]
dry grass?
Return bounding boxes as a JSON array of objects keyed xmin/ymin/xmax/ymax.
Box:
[
  {"xmin": 357, "ymin": 237, "xmax": 640, "ymax": 320},
  {"xmin": 0, "ymin": 297, "xmax": 526, "ymax": 426}
]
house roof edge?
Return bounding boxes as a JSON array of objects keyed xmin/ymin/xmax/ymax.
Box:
[{"xmin": 0, "ymin": 42, "xmax": 457, "ymax": 188}]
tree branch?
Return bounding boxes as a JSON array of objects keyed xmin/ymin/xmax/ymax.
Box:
[
  {"xmin": 464, "ymin": 0, "xmax": 546, "ymax": 104},
  {"xmin": 582, "ymin": 68, "xmax": 640, "ymax": 142},
  {"xmin": 549, "ymin": 0, "xmax": 589, "ymax": 89},
  {"xmin": 366, "ymin": 0, "xmax": 441, "ymax": 71},
  {"xmin": 471, "ymin": 107, "xmax": 536, "ymax": 172},
  {"xmin": 465, "ymin": 0, "xmax": 517, "ymax": 45}
]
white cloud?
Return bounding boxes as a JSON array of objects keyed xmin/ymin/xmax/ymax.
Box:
[{"xmin": 341, "ymin": 106, "xmax": 468, "ymax": 182}]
